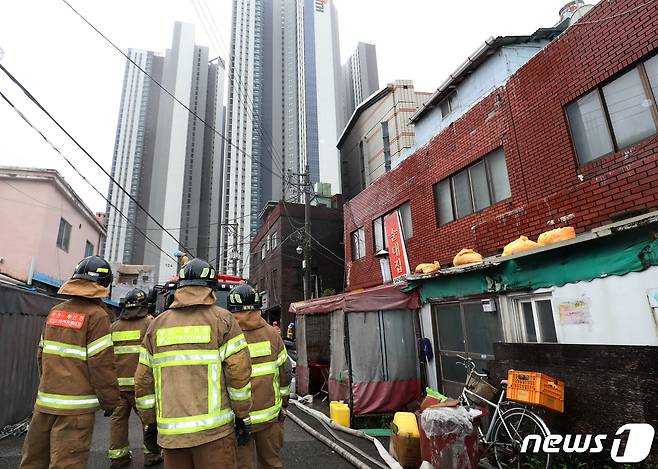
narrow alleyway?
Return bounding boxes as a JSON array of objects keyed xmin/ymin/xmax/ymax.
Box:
[{"xmin": 0, "ymin": 406, "xmax": 376, "ymax": 468}]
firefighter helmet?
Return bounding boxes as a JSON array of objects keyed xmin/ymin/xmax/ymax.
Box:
[
  {"xmin": 227, "ymin": 284, "xmax": 261, "ymax": 312},
  {"xmin": 177, "ymin": 258, "xmax": 217, "ymax": 288},
  {"xmin": 71, "ymin": 256, "xmax": 113, "ymax": 288},
  {"xmin": 123, "ymin": 288, "xmax": 148, "ymax": 308}
]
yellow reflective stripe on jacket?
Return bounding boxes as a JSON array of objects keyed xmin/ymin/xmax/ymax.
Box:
[
  {"xmin": 41, "ymin": 340, "xmax": 87, "ymax": 360},
  {"xmin": 36, "ymin": 391, "xmax": 99, "ymax": 409},
  {"xmin": 280, "ymin": 385, "xmax": 290, "ymax": 397},
  {"xmin": 251, "ymin": 361, "xmax": 278, "ymax": 377},
  {"xmin": 139, "ymin": 346, "xmax": 152, "ymax": 367},
  {"xmin": 220, "ymin": 334, "xmax": 247, "ymax": 360},
  {"xmin": 111, "ymin": 330, "xmax": 141, "ymax": 342},
  {"xmin": 118, "ymin": 377, "xmax": 135, "ymax": 387},
  {"xmin": 156, "ymin": 409, "xmax": 235, "ymax": 435},
  {"xmin": 276, "ymin": 347, "xmax": 288, "ymax": 366},
  {"xmin": 108, "ymin": 446, "xmax": 131, "ymax": 459},
  {"xmin": 227, "ymin": 382, "xmax": 252, "ymax": 401},
  {"xmin": 249, "ymin": 402, "xmax": 281, "ymax": 424},
  {"xmin": 136, "ymin": 394, "xmax": 156, "ymax": 410},
  {"xmin": 87, "ymin": 334, "xmax": 113, "ymax": 357},
  {"xmin": 156, "ymin": 326, "xmax": 211, "ymax": 347},
  {"xmin": 115, "ymin": 345, "xmax": 140, "ymax": 354},
  {"xmin": 248, "ymin": 341, "xmax": 272, "ymax": 358},
  {"xmin": 151, "ymin": 350, "xmax": 220, "ymax": 368}
]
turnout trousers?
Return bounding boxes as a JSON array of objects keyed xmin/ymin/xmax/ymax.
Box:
[
  {"xmin": 236, "ymin": 421, "xmax": 284, "ymax": 469},
  {"xmin": 163, "ymin": 433, "xmax": 237, "ymax": 469},
  {"xmin": 108, "ymin": 391, "xmax": 136, "ymax": 461},
  {"xmin": 19, "ymin": 410, "xmax": 95, "ymax": 469}
]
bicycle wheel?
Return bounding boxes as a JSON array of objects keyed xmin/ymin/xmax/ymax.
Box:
[{"xmin": 491, "ymin": 407, "xmax": 552, "ymax": 469}]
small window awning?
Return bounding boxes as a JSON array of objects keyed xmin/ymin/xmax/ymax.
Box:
[
  {"xmin": 408, "ymin": 213, "xmax": 658, "ymax": 301},
  {"xmin": 290, "ymin": 283, "xmax": 421, "ymax": 315}
]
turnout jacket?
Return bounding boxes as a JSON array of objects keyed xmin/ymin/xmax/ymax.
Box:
[
  {"xmin": 234, "ymin": 311, "xmax": 290, "ymax": 431},
  {"xmin": 135, "ymin": 286, "xmax": 252, "ymax": 449},
  {"xmin": 36, "ymin": 279, "xmax": 120, "ymax": 415},
  {"xmin": 110, "ymin": 306, "xmax": 152, "ymax": 391}
]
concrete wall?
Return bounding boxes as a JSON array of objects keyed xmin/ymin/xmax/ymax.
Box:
[
  {"xmin": 0, "ymin": 172, "xmax": 103, "ymax": 284},
  {"xmin": 344, "ymin": 0, "xmax": 658, "ymax": 289}
]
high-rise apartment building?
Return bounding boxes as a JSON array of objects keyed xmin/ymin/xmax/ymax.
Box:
[
  {"xmin": 341, "ymin": 42, "xmax": 379, "ymax": 127},
  {"xmin": 221, "ymin": 0, "xmax": 342, "ymax": 277},
  {"xmin": 104, "ymin": 22, "xmax": 225, "ymax": 283}
]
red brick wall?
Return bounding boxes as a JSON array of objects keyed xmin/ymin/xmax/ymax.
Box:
[{"xmin": 344, "ymin": 0, "xmax": 658, "ymax": 289}]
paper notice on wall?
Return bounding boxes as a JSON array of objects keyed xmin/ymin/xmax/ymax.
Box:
[{"xmin": 558, "ymin": 297, "xmax": 591, "ymax": 324}]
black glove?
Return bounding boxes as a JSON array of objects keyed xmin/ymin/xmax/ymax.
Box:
[
  {"xmin": 143, "ymin": 424, "xmax": 160, "ymax": 454},
  {"xmin": 278, "ymin": 408, "xmax": 287, "ymax": 423},
  {"xmin": 235, "ymin": 417, "xmax": 252, "ymax": 446},
  {"xmin": 103, "ymin": 408, "xmax": 115, "ymax": 417}
]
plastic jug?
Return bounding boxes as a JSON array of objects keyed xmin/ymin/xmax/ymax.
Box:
[{"xmin": 329, "ymin": 401, "xmax": 350, "ymax": 428}]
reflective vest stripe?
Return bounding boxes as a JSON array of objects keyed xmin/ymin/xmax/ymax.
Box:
[
  {"xmin": 36, "ymin": 391, "xmax": 99, "ymax": 409},
  {"xmin": 157, "ymin": 409, "xmax": 235, "ymax": 435},
  {"xmin": 280, "ymin": 385, "xmax": 290, "ymax": 397},
  {"xmin": 108, "ymin": 446, "xmax": 131, "ymax": 459},
  {"xmin": 227, "ymin": 382, "xmax": 252, "ymax": 401},
  {"xmin": 114, "ymin": 345, "xmax": 140, "ymax": 354},
  {"xmin": 220, "ymin": 334, "xmax": 247, "ymax": 360},
  {"xmin": 87, "ymin": 334, "xmax": 113, "ymax": 357},
  {"xmin": 118, "ymin": 377, "xmax": 135, "ymax": 386},
  {"xmin": 41, "ymin": 340, "xmax": 87, "ymax": 360},
  {"xmin": 248, "ymin": 341, "xmax": 272, "ymax": 358},
  {"xmin": 251, "ymin": 362, "xmax": 278, "ymax": 377},
  {"xmin": 152, "ymin": 351, "xmax": 220, "ymax": 368},
  {"xmin": 112, "ymin": 330, "xmax": 141, "ymax": 342},
  {"xmin": 276, "ymin": 348, "xmax": 288, "ymax": 366},
  {"xmin": 208, "ymin": 363, "xmax": 220, "ymax": 413},
  {"xmin": 135, "ymin": 394, "xmax": 156, "ymax": 410},
  {"xmin": 249, "ymin": 403, "xmax": 281, "ymax": 424},
  {"xmin": 139, "ymin": 346, "xmax": 152, "ymax": 367}
]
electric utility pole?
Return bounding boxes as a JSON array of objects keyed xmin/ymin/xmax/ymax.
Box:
[{"xmin": 289, "ymin": 165, "xmax": 313, "ymax": 299}]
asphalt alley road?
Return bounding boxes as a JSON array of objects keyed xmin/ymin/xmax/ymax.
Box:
[{"xmin": 0, "ymin": 409, "xmax": 357, "ymax": 468}]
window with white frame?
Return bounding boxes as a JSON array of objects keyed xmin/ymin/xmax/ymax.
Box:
[
  {"xmin": 440, "ymin": 91, "xmax": 458, "ymax": 118},
  {"xmin": 270, "ymin": 231, "xmax": 278, "ymax": 249},
  {"xmin": 373, "ymin": 202, "xmax": 413, "ymax": 252},
  {"xmin": 351, "ymin": 227, "xmax": 366, "ymax": 260},
  {"xmin": 513, "ymin": 296, "xmax": 558, "ymax": 343}
]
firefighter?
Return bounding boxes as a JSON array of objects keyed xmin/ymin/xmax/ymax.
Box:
[
  {"xmin": 20, "ymin": 256, "xmax": 120, "ymax": 469},
  {"xmin": 228, "ymin": 284, "xmax": 290, "ymax": 469},
  {"xmin": 108, "ymin": 288, "xmax": 163, "ymax": 467},
  {"xmin": 135, "ymin": 258, "xmax": 253, "ymax": 469}
]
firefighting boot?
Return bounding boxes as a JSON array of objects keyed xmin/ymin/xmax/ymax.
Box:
[
  {"xmin": 143, "ymin": 451, "xmax": 163, "ymax": 466},
  {"xmin": 109, "ymin": 455, "xmax": 131, "ymax": 468}
]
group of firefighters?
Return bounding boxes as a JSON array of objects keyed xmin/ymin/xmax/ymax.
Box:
[{"xmin": 19, "ymin": 254, "xmax": 292, "ymax": 469}]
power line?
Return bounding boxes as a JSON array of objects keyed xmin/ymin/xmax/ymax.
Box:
[
  {"xmin": 0, "ymin": 89, "xmax": 177, "ymax": 263},
  {"xmin": 0, "ymin": 62, "xmax": 193, "ymax": 257},
  {"xmin": 59, "ymin": 0, "xmax": 284, "ymax": 183}
]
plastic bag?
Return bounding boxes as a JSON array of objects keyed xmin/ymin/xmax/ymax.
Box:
[{"xmin": 420, "ymin": 406, "xmax": 474, "ymax": 438}]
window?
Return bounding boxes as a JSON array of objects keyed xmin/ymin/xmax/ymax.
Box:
[
  {"xmin": 270, "ymin": 231, "xmax": 278, "ymax": 249},
  {"xmin": 85, "ymin": 240, "xmax": 94, "ymax": 257},
  {"xmin": 56, "ymin": 218, "xmax": 71, "ymax": 252},
  {"xmin": 351, "ymin": 227, "xmax": 366, "ymax": 260},
  {"xmin": 566, "ymin": 56, "xmax": 658, "ymax": 164},
  {"xmin": 261, "ymin": 243, "xmax": 266, "ymax": 260},
  {"xmin": 433, "ymin": 148, "xmax": 510, "ymax": 225},
  {"xmin": 373, "ymin": 202, "xmax": 413, "ymax": 252},
  {"xmin": 382, "ymin": 121, "xmax": 391, "ymax": 172},
  {"xmin": 440, "ymin": 91, "xmax": 458, "ymax": 118},
  {"xmin": 514, "ymin": 297, "xmax": 558, "ymax": 343}
]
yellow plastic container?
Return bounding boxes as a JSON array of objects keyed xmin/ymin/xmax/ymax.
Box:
[
  {"xmin": 330, "ymin": 401, "xmax": 350, "ymax": 428},
  {"xmin": 390, "ymin": 412, "xmax": 421, "ymax": 468}
]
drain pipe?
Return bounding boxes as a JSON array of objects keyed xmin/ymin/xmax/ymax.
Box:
[{"xmin": 286, "ymin": 411, "xmax": 372, "ymax": 469}]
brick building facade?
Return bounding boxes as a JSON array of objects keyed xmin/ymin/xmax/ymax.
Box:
[
  {"xmin": 344, "ymin": 0, "xmax": 658, "ymax": 290},
  {"xmin": 250, "ymin": 201, "xmax": 344, "ymax": 332}
]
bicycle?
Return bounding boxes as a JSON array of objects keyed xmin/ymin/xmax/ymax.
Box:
[{"xmin": 456, "ymin": 355, "xmax": 553, "ymax": 469}]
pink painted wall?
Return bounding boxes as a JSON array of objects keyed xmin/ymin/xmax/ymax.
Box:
[{"xmin": 0, "ymin": 175, "xmax": 104, "ymax": 284}]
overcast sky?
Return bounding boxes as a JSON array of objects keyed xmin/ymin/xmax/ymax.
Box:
[{"xmin": 0, "ymin": 0, "xmax": 592, "ymax": 213}]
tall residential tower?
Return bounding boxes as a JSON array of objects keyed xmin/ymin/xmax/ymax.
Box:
[
  {"xmin": 341, "ymin": 42, "xmax": 379, "ymax": 127},
  {"xmin": 221, "ymin": 0, "xmax": 342, "ymax": 277},
  {"xmin": 104, "ymin": 22, "xmax": 225, "ymax": 282}
]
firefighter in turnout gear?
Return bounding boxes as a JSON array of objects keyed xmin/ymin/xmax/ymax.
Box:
[
  {"xmin": 135, "ymin": 258, "xmax": 253, "ymax": 469},
  {"xmin": 228, "ymin": 284, "xmax": 290, "ymax": 469},
  {"xmin": 108, "ymin": 288, "xmax": 163, "ymax": 467},
  {"xmin": 20, "ymin": 256, "xmax": 120, "ymax": 469}
]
